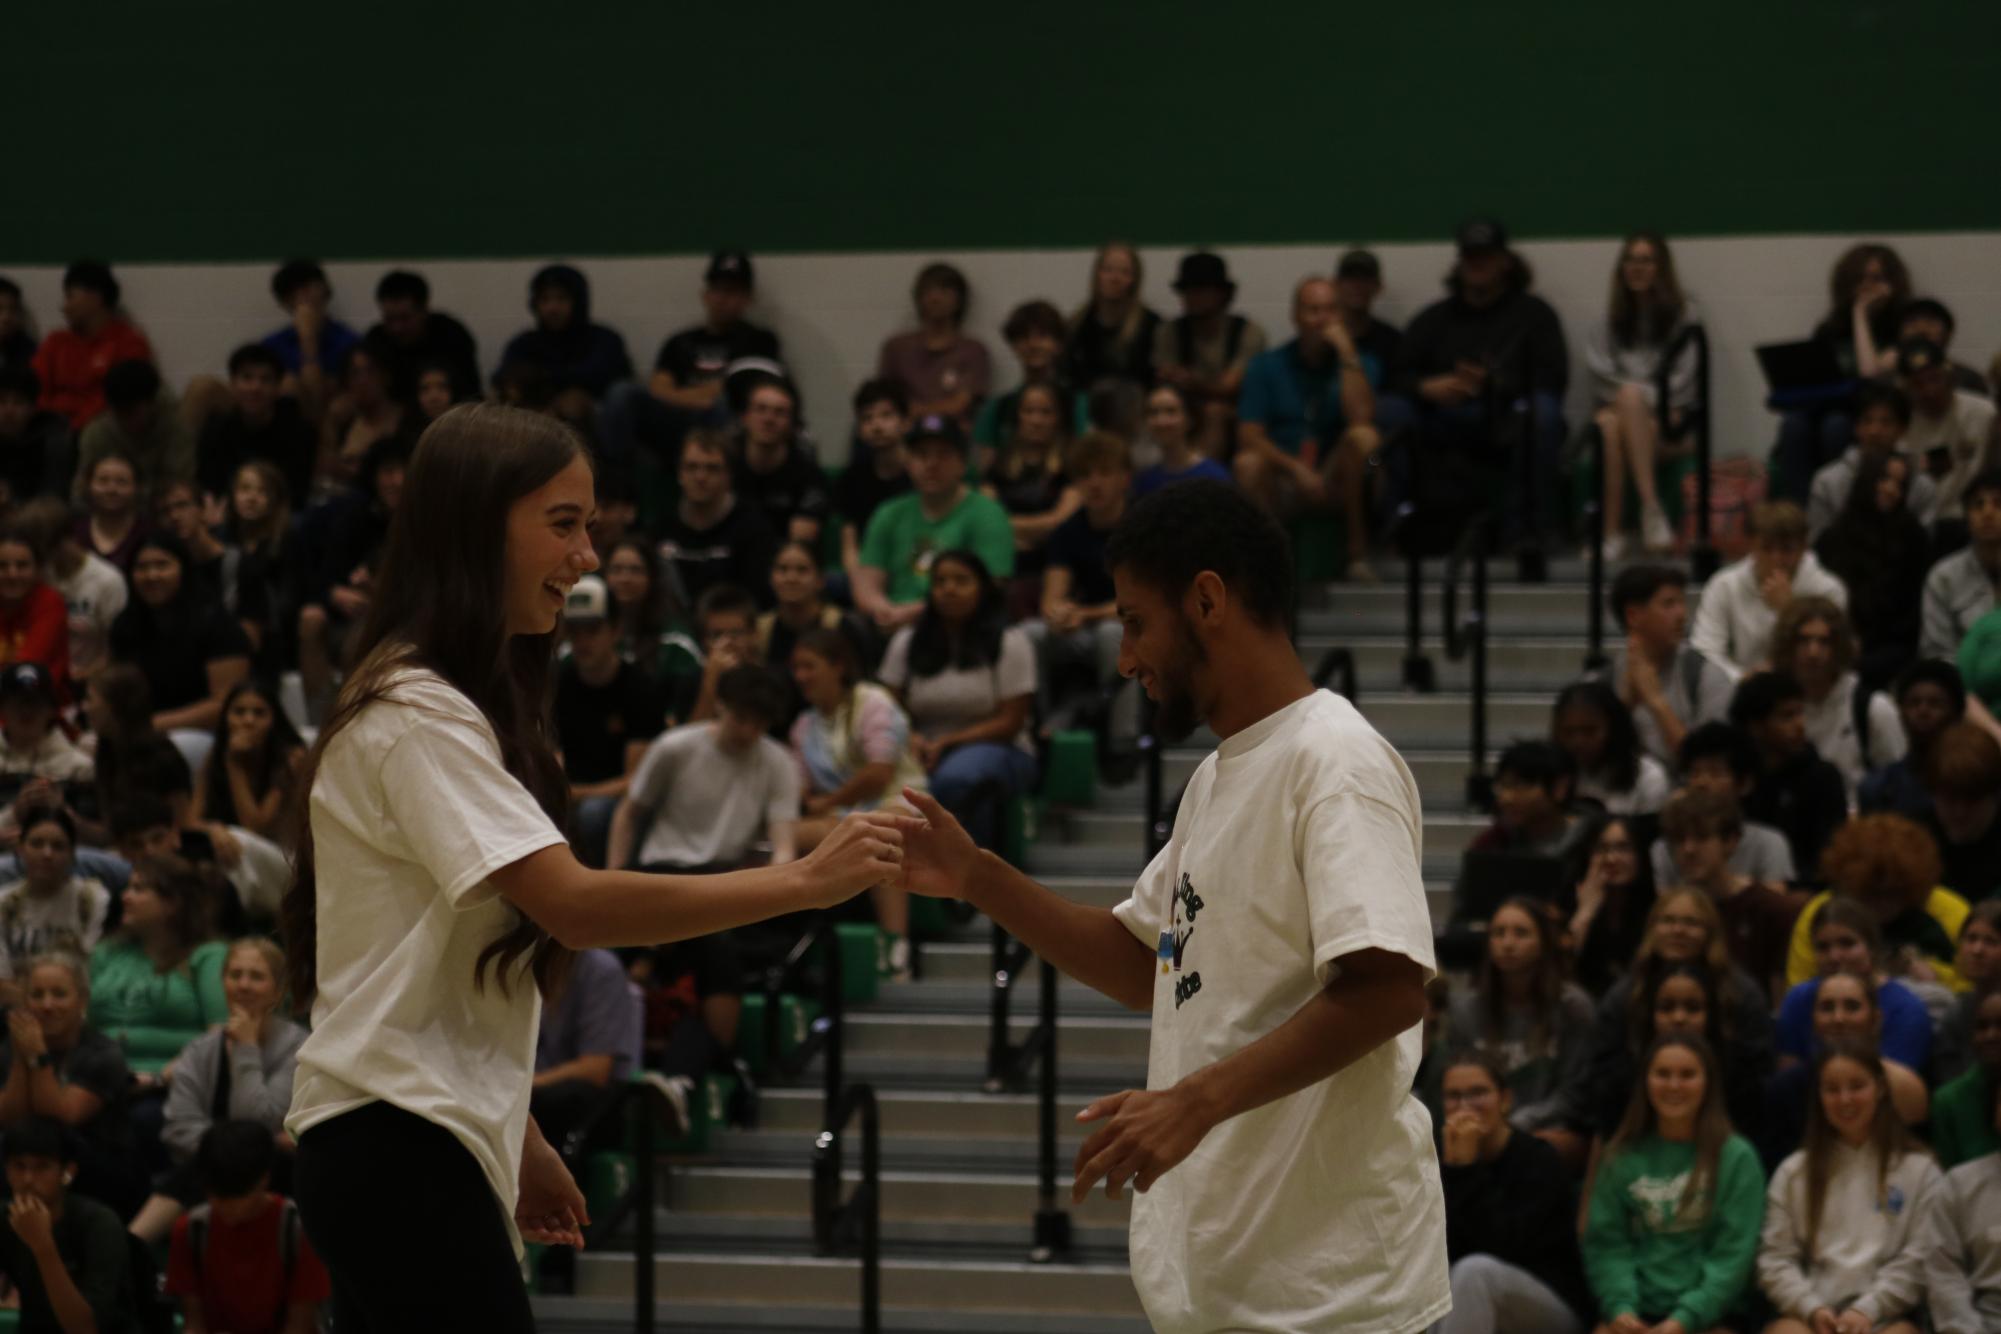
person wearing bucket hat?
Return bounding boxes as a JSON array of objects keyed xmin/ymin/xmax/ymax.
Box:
[
  {"xmin": 1153, "ymin": 251, "xmax": 1267, "ymax": 457},
  {"xmin": 1899, "ymin": 334, "xmax": 1997, "ymax": 523},
  {"xmin": 1392, "ymin": 217, "xmax": 1569, "ymax": 544}
]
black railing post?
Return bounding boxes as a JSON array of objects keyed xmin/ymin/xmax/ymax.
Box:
[
  {"xmin": 821, "ymin": 919, "xmax": 844, "ymax": 1124},
  {"xmin": 1469, "ymin": 531, "xmax": 1491, "ymax": 810},
  {"xmin": 1030, "ymin": 958, "xmax": 1071, "ymax": 1262},
  {"xmin": 1584, "ymin": 423, "xmax": 1608, "ymax": 674},
  {"xmin": 634, "ymin": 1083, "xmax": 656, "ymax": 1334},
  {"xmin": 1514, "ymin": 339, "xmax": 1546, "ymax": 584},
  {"xmin": 1399, "ymin": 517, "xmax": 1435, "ymax": 692},
  {"xmin": 812, "ymin": 1083, "xmax": 882, "ymax": 1334}
]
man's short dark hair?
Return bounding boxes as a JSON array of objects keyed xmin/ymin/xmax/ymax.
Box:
[
  {"xmin": 2, "ymin": 1118, "xmax": 73, "ymax": 1164},
  {"xmin": 61, "ymin": 260, "xmax": 118, "ymax": 306},
  {"xmin": 1002, "ymin": 300, "xmax": 1066, "ymax": 345},
  {"xmin": 695, "ymin": 583, "xmax": 757, "ymax": 634},
  {"xmin": 108, "ymin": 792, "xmax": 177, "ymax": 843},
  {"xmin": 715, "ymin": 664, "xmax": 789, "ymax": 726},
  {"xmin": 1678, "ymin": 721, "xmax": 1759, "ymax": 780},
  {"xmin": 270, "ymin": 259, "xmax": 328, "ymax": 305},
  {"xmin": 1854, "ymin": 378, "xmax": 1913, "ymax": 427},
  {"xmin": 1608, "ymin": 563, "xmax": 1686, "ymax": 628},
  {"xmin": 852, "ymin": 377, "xmax": 908, "ymax": 417},
  {"xmin": 375, "ymin": 269, "xmax": 430, "ymax": 307},
  {"xmin": 1494, "ymin": 739, "xmax": 1573, "ymax": 793},
  {"xmin": 104, "ymin": 359, "xmax": 161, "ymax": 412},
  {"xmin": 1728, "ymin": 671, "xmax": 1804, "ymax": 728},
  {"xmin": 226, "ymin": 343, "xmax": 284, "ymax": 380},
  {"xmin": 1899, "ymin": 296, "xmax": 1954, "ymax": 336},
  {"xmin": 1103, "ymin": 481, "xmax": 1293, "ymax": 631},
  {"xmin": 1894, "ymin": 658, "xmax": 1967, "ymax": 714},
  {"xmin": 1964, "ymin": 468, "xmax": 2001, "ymax": 511},
  {"xmin": 198, "ymin": 1120, "xmax": 276, "ymax": 1198},
  {"xmin": 0, "ymin": 365, "xmax": 38, "ymax": 403}
]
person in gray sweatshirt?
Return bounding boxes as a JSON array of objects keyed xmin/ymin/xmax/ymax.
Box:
[
  {"xmin": 1755, "ymin": 1041, "xmax": 1940, "ymax": 1331},
  {"xmin": 129, "ymin": 937, "xmax": 305, "ymax": 1244},
  {"xmin": 1923, "ymin": 1078, "xmax": 2001, "ymax": 1334}
]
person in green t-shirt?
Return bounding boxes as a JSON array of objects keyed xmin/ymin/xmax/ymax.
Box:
[
  {"xmin": 854, "ymin": 416, "xmax": 1014, "ymax": 633},
  {"xmin": 1934, "ymin": 982, "xmax": 2001, "ymax": 1168},
  {"xmin": 1582, "ymin": 1032, "xmax": 1764, "ymax": 1333}
]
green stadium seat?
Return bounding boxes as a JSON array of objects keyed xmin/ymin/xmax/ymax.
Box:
[{"xmin": 1041, "ymin": 729, "xmax": 1097, "ymax": 807}]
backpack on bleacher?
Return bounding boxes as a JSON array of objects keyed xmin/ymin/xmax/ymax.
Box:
[{"xmin": 1679, "ymin": 457, "xmax": 1766, "ymax": 560}]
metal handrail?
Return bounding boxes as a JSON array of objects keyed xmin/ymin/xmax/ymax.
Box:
[
  {"xmin": 575, "ymin": 1076, "xmax": 682, "ymax": 1334},
  {"xmin": 801, "ymin": 916, "xmax": 884, "ymax": 1332},
  {"xmin": 1657, "ymin": 322, "xmax": 1717, "ymax": 580},
  {"xmin": 1583, "ymin": 423, "xmax": 1609, "ymax": 673},
  {"xmin": 983, "ymin": 925, "xmax": 1073, "ymax": 1262},
  {"xmin": 1392, "ymin": 504, "xmax": 1437, "ymax": 692},
  {"xmin": 1441, "ymin": 515, "xmax": 1496, "ymax": 811}
]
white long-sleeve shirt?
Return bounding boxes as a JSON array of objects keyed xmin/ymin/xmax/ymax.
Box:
[
  {"xmin": 1757, "ymin": 1144, "xmax": 1940, "ymax": 1323},
  {"xmin": 1689, "ymin": 551, "xmax": 1849, "ymax": 681},
  {"xmin": 1803, "ymin": 672, "xmax": 1906, "ymax": 804}
]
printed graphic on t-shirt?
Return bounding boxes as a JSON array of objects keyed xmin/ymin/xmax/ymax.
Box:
[
  {"xmin": 1628, "ymin": 1170, "xmax": 1706, "ymax": 1233},
  {"xmin": 1168, "ymin": 872, "xmax": 1203, "ymax": 1009}
]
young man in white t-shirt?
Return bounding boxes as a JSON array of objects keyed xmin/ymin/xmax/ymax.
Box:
[
  {"xmin": 607, "ymin": 664, "xmax": 800, "ymax": 872},
  {"xmin": 901, "ymin": 480, "xmax": 1450, "ymax": 1333}
]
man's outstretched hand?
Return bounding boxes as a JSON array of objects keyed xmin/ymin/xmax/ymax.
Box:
[
  {"xmin": 897, "ymin": 787, "xmax": 979, "ymax": 901},
  {"xmin": 1071, "ymin": 1087, "xmax": 1215, "ymax": 1203}
]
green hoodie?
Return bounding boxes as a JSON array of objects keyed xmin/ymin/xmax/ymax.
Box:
[{"xmin": 1583, "ymin": 1132, "xmax": 1764, "ymax": 1329}]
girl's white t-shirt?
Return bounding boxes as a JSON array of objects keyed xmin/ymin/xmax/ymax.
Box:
[
  {"xmin": 284, "ymin": 669, "xmax": 568, "ymax": 1252},
  {"xmin": 1111, "ymin": 689, "xmax": 1450, "ymax": 1333}
]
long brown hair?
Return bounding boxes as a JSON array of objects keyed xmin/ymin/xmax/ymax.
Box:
[
  {"xmin": 1606, "ymin": 1032, "xmax": 1735, "ymax": 1222},
  {"xmin": 1826, "ymin": 243, "xmax": 1912, "ymax": 326},
  {"xmin": 1608, "ymin": 231, "xmax": 1687, "ymax": 347},
  {"xmin": 125, "ymin": 854, "xmax": 215, "ymax": 971},
  {"xmin": 1477, "ymin": 896, "xmax": 1569, "ymax": 1055},
  {"xmin": 281, "ymin": 403, "xmax": 585, "ymax": 1005},
  {"xmin": 1798, "ymin": 1038, "xmax": 1925, "ymax": 1264}
]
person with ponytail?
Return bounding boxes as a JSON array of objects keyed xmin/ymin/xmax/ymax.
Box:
[
  {"xmin": 280, "ymin": 404, "xmax": 908, "ymax": 1331},
  {"xmin": 1756, "ymin": 1039, "xmax": 1939, "ymax": 1334}
]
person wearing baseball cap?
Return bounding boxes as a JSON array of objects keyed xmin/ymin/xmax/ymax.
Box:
[
  {"xmin": 555, "ymin": 575, "xmax": 666, "ymax": 868},
  {"xmin": 647, "ymin": 250, "xmax": 781, "ymax": 418},
  {"xmin": 1331, "ymin": 249, "xmax": 1404, "ymax": 377},
  {"xmin": 1395, "ymin": 218, "xmax": 1570, "ymax": 543},
  {"xmin": 0, "ymin": 660, "xmax": 92, "ymax": 786},
  {"xmin": 850, "ymin": 415, "xmax": 1014, "ymax": 631},
  {"xmin": 1900, "ymin": 333, "xmax": 1998, "ymax": 521},
  {"xmin": 1153, "ymin": 251, "xmax": 1268, "ymax": 457}
]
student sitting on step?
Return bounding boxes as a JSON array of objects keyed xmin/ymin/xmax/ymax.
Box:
[
  {"xmin": 1452, "ymin": 742, "xmax": 1595, "ymax": 916},
  {"xmin": 1655, "ymin": 722, "xmax": 1797, "ymax": 889},
  {"xmin": 1729, "ymin": 672, "xmax": 1850, "ymax": 881},
  {"xmin": 164, "ymin": 1120, "xmax": 330, "ymax": 1334}
]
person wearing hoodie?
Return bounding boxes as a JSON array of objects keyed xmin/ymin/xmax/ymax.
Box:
[
  {"xmin": 1392, "ymin": 218, "xmax": 1568, "ymax": 542},
  {"xmin": 495, "ymin": 265, "xmax": 634, "ymax": 415}
]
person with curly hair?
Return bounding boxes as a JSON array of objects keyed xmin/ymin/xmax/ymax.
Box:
[
  {"xmin": 1769, "ymin": 596, "xmax": 1905, "ymax": 802},
  {"xmin": 1784, "ymin": 813, "xmax": 1972, "ymax": 991}
]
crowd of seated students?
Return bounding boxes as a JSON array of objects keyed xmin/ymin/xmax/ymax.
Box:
[
  {"xmin": 1, "ymin": 229, "xmax": 2000, "ymax": 1325},
  {"xmin": 1434, "ymin": 332, "xmax": 2001, "ymax": 1328}
]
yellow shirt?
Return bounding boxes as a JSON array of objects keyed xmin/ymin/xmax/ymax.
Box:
[{"xmin": 1784, "ymin": 886, "xmax": 1971, "ymax": 990}]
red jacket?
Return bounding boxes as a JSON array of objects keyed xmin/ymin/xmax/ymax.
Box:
[
  {"xmin": 0, "ymin": 584, "xmax": 71, "ymax": 694},
  {"xmin": 32, "ymin": 318, "xmax": 153, "ymax": 428}
]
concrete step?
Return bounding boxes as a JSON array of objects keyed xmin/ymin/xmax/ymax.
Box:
[
  {"xmin": 1301, "ymin": 633, "xmax": 1603, "ymax": 694},
  {"xmin": 1047, "ymin": 806, "xmax": 1485, "ymax": 862},
  {"xmin": 718, "ymin": 1124, "xmax": 1096, "ymax": 1175},
  {"xmin": 1303, "ymin": 582, "xmax": 1599, "ymax": 636},
  {"xmin": 535, "ymin": 1295, "xmax": 1148, "ymax": 1334},
  {"xmin": 636, "ymin": 1207, "xmax": 1129, "ymax": 1261},
  {"xmin": 664, "ymin": 1165, "xmax": 1131, "ymax": 1231},
  {"xmin": 1101, "ymin": 747, "xmax": 1508, "ymax": 814},
  {"xmin": 573, "ymin": 1253, "xmax": 1146, "ymax": 1319},
  {"xmin": 843, "ymin": 1012, "xmax": 1150, "ymax": 1066}
]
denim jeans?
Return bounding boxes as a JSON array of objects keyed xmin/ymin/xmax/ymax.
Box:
[
  {"xmin": 1773, "ymin": 406, "xmax": 1854, "ymax": 501},
  {"xmin": 929, "ymin": 741, "xmax": 1038, "ymax": 853},
  {"xmin": 572, "ymin": 793, "xmax": 620, "ymax": 869},
  {"xmin": 1021, "ymin": 619, "xmax": 1137, "ymax": 749}
]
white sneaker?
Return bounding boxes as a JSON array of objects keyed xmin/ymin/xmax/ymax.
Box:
[
  {"xmin": 1642, "ymin": 505, "xmax": 1675, "ymax": 553},
  {"xmin": 887, "ymin": 936, "xmax": 913, "ymax": 984},
  {"xmin": 636, "ymin": 1071, "xmax": 693, "ymax": 1138},
  {"xmin": 1345, "ymin": 558, "xmax": 1380, "ymax": 585},
  {"xmin": 1599, "ymin": 533, "xmax": 1628, "ymax": 564}
]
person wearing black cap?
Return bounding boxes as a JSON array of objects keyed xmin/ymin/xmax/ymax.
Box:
[
  {"xmin": 1900, "ymin": 334, "xmax": 1996, "ymax": 523},
  {"xmin": 31, "ymin": 262, "xmax": 153, "ymax": 432},
  {"xmin": 365, "ymin": 269, "xmax": 481, "ymax": 404},
  {"xmin": 645, "ymin": 251, "xmax": 780, "ymax": 415},
  {"xmin": 853, "ymin": 415, "xmax": 1015, "ymax": 633},
  {"xmin": 1152, "ymin": 251, "xmax": 1267, "ymax": 458},
  {"xmin": 1393, "ymin": 219, "xmax": 1568, "ymax": 541},
  {"xmin": 494, "ymin": 265, "xmax": 634, "ymax": 412},
  {"xmin": 1868, "ymin": 296, "xmax": 1991, "ymax": 396},
  {"xmin": 1332, "ymin": 249, "xmax": 1403, "ymax": 375}
]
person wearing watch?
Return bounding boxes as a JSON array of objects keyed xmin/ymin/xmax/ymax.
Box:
[{"xmin": 0, "ymin": 951, "xmax": 147, "ymax": 1217}]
